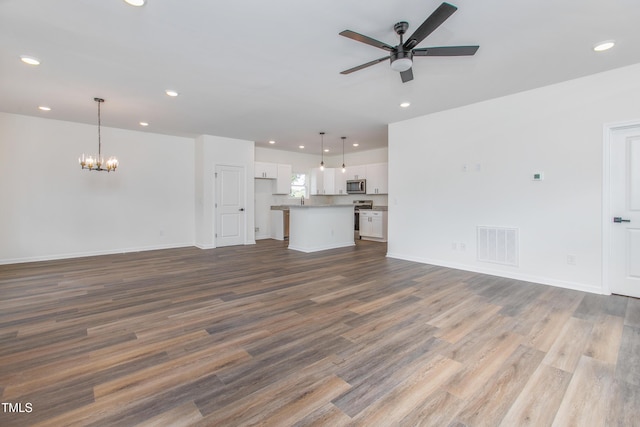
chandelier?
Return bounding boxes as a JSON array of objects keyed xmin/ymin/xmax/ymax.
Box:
[{"xmin": 79, "ymin": 98, "xmax": 118, "ymax": 172}]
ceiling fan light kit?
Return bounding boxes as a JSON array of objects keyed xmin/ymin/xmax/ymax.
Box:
[
  {"xmin": 390, "ymin": 57, "xmax": 412, "ymax": 72},
  {"xmin": 340, "ymin": 2, "xmax": 479, "ymax": 83}
]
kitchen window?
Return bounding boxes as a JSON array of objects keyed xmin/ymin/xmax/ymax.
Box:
[{"xmin": 290, "ymin": 173, "xmax": 307, "ymax": 198}]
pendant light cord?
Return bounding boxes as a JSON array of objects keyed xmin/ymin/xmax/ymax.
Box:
[{"xmin": 320, "ymin": 132, "xmax": 325, "ymax": 168}]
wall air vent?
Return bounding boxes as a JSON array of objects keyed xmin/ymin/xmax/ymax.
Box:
[{"xmin": 477, "ymin": 226, "xmax": 519, "ymax": 266}]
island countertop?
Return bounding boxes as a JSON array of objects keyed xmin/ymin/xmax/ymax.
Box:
[
  {"xmin": 271, "ymin": 204, "xmax": 354, "ymax": 210},
  {"xmin": 288, "ymin": 204, "xmax": 353, "ymax": 209}
]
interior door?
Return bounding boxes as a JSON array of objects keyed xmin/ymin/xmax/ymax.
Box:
[
  {"xmin": 608, "ymin": 125, "xmax": 640, "ymax": 297},
  {"xmin": 215, "ymin": 164, "xmax": 245, "ymax": 247}
]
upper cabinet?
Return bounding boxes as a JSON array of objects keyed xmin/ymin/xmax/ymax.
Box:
[
  {"xmin": 333, "ymin": 169, "xmax": 347, "ymax": 195},
  {"xmin": 344, "ymin": 165, "xmax": 367, "ymax": 181},
  {"xmin": 255, "ymin": 162, "xmax": 292, "ymax": 195},
  {"xmin": 311, "ymin": 168, "xmax": 347, "ymax": 195},
  {"xmin": 275, "ymin": 164, "xmax": 292, "ymax": 195},
  {"xmin": 254, "ymin": 162, "xmax": 278, "ymax": 179},
  {"xmin": 365, "ymin": 163, "xmax": 388, "ymax": 194}
]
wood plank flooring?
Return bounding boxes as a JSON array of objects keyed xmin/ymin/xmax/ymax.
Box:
[{"xmin": 0, "ymin": 239, "xmax": 639, "ymax": 426}]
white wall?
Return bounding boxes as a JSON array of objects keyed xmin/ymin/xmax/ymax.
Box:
[
  {"xmin": 194, "ymin": 135, "xmax": 255, "ymax": 248},
  {"xmin": 0, "ymin": 113, "xmax": 195, "ymax": 263},
  {"xmin": 388, "ymin": 63, "xmax": 640, "ymax": 294}
]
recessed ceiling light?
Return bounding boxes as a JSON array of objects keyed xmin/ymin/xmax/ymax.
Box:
[
  {"xmin": 165, "ymin": 90, "xmax": 178, "ymax": 97},
  {"xmin": 400, "ymin": 102, "xmax": 411, "ymax": 108},
  {"xmin": 299, "ymin": 145, "xmax": 305, "ymax": 149},
  {"xmin": 139, "ymin": 122, "xmax": 149, "ymax": 127},
  {"xmin": 593, "ymin": 40, "xmax": 615, "ymax": 52},
  {"xmin": 269, "ymin": 140, "xmax": 275, "ymax": 144},
  {"xmin": 20, "ymin": 55, "xmax": 40, "ymax": 65},
  {"xmin": 38, "ymin": 106, "xmax": 51, "ymax": 111},
  {"xmin": 353, "ymin": 143, "xmax": 359, "ymax": 147},
  {"xmin": 124, "ymin": 0, "xmax": 146, "ymax": 6},
  {"xmin": 324, "ymin": 148, "xmax": 330, "ymax": 152}
]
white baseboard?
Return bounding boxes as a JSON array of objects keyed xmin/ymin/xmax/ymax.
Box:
[
  {"xmin": 0, "ymin": 242, "xmax": 195, "ymax": 265},
  {"xmin": 288, "ymin": 242, "xmax": 355, "ymax": 253},
  {"xmin": 386, "ymin": 251, "xmax": 605, "ymax": 295},
  {"xmin": 194, "ymin": 243, "xmax": 215, "ymax": 250}
]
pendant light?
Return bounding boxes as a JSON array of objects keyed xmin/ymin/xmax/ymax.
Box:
[
  {"xmin": 341, "ymin": 136, "xmax": 346, "ymax": 173},
  {"xmin": 319, "ymin": 132, "xmax": 325, "ymax": 171},
  {"xmin": 79, "ymin": 98, "xmax": 118, "ymax": 172}
]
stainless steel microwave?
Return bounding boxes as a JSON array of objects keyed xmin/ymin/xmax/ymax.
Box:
[{"xmin": 346, "ymin": 179, "xmax": 366, "ymax": 194}]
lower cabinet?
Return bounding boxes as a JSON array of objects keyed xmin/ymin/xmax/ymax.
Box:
[{"xmin": 359, "ymin": 210, "xmax": 387, "ymax": 242}]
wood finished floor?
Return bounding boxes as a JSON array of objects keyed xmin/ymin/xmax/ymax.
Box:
[{"xmin": 0, "ymin": 239, "xmax": 639, "ymax": 426}]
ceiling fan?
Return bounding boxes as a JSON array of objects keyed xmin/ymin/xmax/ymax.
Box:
[{"xmin": 339, "ymin": 2, "xmax": 479, "ymax": 83}]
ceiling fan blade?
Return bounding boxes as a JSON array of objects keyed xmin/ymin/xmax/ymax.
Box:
[
  {"xmin": 400, "ymin": 68, "xmax": 414, "ymax": 83},
  {"xmin": 413, "ymin": 45, "xmax": 479, "ymax": 56},
  {"xmin": 404, "ymin": 2, "xmax": 457, "ymax": 50},
  {"xmin": 340, "ymin": 56, "xmax": 390, "ymax": 74},
  {"xmin": 339, "ymin": 30, "xmax": 394, "ymax": 52}
]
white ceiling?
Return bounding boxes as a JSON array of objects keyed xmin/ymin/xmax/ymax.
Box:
[{"xmin": 1, "ymin": 0, "xmax": 639, "ymax": 155}]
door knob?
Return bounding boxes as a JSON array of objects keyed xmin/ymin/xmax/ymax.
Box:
[
  {"xmin": 613, "ymin": 217, "xmax": 630, "ymax": 223},
  {"xmin": 239, "ymin": 208, "xmax": 245, "ymax": 212}
]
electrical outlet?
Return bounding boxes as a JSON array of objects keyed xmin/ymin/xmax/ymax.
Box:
[
  {"xmin": 567, "ymin": 254, "xmax": 576, "ymax": 265},
  {"xmin": 460, "ymin": 243, "xmax": 466, "ymax": 252},
  {"xmin": 452, "ymin": 242, "xmax": 458, "ymax": 251},
  {"xmin": 255, "ymin": 227, "xmax": 259, "ymax": 232}
]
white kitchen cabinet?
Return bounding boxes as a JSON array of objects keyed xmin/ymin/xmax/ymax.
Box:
[
  {"xmin": 366, "ymin": 162, "xmax": 388, "ymax": 194},
  {"xmin": 254, "ymin": 162, "xmax": 278, "ymax": 179},
  {"xmin": 275, "ymin": 164, "xmax": 292, "ymax": 195},
  {"xmin": 345, "ymin": 165, "xmax": 366, "ymax": 181},
  {"xmin": 310, "ymin": 168, "xmax": 324, "ymax": 195},
  {"xmin": 310, "ymin": 168, "xmax": 347, "ymax": 195},
  {"xmin": 359, "ymin": 210, "xmax": 387, "ymax": 242},
  {"xmin": 334, "ymin": 169, "xmax": 347, "ymax": 195}
]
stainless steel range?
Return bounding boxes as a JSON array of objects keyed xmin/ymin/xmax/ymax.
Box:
[{"xmin": 353, "ymin": 199, "xmax": 373, "ymax": 236}]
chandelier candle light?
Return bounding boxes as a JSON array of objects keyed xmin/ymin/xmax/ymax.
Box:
[{"xmin": 79, "ymin": 98, "xmax": 118, "ymax": 172}]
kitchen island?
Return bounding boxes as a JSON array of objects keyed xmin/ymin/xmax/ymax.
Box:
[{"xmin": 288, "ymin": 205, "xmax": 354, "ymax": 253}]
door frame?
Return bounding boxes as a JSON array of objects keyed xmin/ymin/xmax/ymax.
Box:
[
  {"xmin": 214, "ymin": 163, "xmax": 247, "ymax": 247},
  {"xmin": 602, "ymin": 119, "xmax": 640, "ymax": 295}
]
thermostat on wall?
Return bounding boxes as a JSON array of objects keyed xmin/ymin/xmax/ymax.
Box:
[{"xmin": 532, "ymin": 172, "xmax": 544, "ymax": 181}]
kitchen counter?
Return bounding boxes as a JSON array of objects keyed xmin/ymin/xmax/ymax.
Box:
[
  {"xmin": 287, "ymin": 205, "xmax": 354, "ymax": 252},
  {"xmin": 289, "ymin": 204, "xmax": 354, "ymax": 209},
  {"xmin": 271, "ymin": 204, "xmax": 355, "ymax": 210}
]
